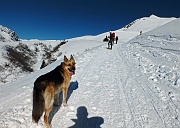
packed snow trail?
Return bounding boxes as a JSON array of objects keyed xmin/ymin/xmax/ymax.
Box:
[
  {"xmin": 0, "ymin": 40, "xmax": 180, "ymax": 128},
  {"xmin": 52, "ymin": 42, "xmax": 180, "ymax": 128}
]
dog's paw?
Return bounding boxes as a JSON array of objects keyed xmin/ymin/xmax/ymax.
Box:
[{"xmin": 63, "ymin": 102, "xmax": 68, "ymax": 107}]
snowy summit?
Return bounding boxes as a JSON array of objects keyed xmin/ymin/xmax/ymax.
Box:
[{"xmin": 0, "ymin": 15, "xmax": 180, "ymax": 128}]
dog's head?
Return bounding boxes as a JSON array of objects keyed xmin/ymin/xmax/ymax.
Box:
[{"xmin": 63, "ymin": 55, "xmax": 76, "ymax": 76}]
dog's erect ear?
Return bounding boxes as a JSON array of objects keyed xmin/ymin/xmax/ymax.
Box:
[
  {"xmin": 64, "ymin": 55, "xmax": 68, "ymax": 62},
  {"xmin": 70, "ymin": 55, "xmax": 75, "ymax": 61}
]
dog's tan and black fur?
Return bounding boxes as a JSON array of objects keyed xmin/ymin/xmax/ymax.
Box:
[{"xmin": 32, "ymin": 55, "xmax": 76, "ymax": 128}]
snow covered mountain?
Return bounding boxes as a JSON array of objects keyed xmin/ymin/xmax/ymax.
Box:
[
  {"xmin": 0, "ymin": 25, "xmax": 19, "ymax": 42},
  {"xmin": 122, "ymin": 14, "xmax": 176, "ymax": 33},
  {"xmin": 0, "ymin": 15, "xmax": 180, "ymax": 128}
]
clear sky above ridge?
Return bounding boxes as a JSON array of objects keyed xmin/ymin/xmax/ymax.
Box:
[{"xmin": 0, "ymin": 0, "xmax": 179, "ymax": 40}]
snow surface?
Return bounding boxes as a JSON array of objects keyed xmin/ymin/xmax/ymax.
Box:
[
  {"xmin": 0, "ymin": 15, "xmax": 180, "ymax": 128},
  {"xmin": 123, "ymin": 15, "xmax": 176, "ymax": 33}
]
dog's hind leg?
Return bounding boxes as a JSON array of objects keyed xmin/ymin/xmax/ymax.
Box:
[
  {"xmin": 43, "ymin": 82, "xmax": 54, "ymax": 128},
  {"xmin": 54, "ymin": 92, "xmax": 60, "ymax": 106}
]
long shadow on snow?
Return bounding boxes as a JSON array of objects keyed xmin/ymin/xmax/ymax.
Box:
[
  {"xmin": 48, "ymin": 81, "xmax": 79, "ymax": 124},
  {"xmin": 68, "ymin": 106, "xmax": 104, "ymax": 128}
]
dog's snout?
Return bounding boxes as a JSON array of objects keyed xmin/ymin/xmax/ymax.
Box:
[{"xmin": 72, "ymin": 66, "xmax": 75, "ymax": 71}]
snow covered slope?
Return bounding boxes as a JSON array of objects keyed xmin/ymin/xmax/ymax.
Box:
[
  {"xmin": 146, "ymin": 18, "xmax": 180, "ymax": 35},
  {"xmin": 123, "ymin": 14, "xmax": 176, "ymax": 33},
  {"xmin": 0, "ymin": 15, "xmax": 180, "ymax": 128}
]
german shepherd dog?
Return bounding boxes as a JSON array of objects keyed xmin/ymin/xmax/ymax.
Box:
[{"xmin": 32, "ymin": 55, "xmax": 76, "ymax": 128}]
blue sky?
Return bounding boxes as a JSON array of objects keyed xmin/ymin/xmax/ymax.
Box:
[{"xmin": 0, "ymin": 0, "xmax": 179, "ymax": 40}]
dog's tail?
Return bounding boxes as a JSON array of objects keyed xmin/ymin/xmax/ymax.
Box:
[{"xmin": 32, "ymin": 81, "xmax": 46, "ymax": 123}]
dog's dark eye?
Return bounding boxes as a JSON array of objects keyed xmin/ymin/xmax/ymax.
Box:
[{"xmin": 68, "ymin": 64, "xmax": 71, "ymax": 66}]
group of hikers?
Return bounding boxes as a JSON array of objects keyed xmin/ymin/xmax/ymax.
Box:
[{"xmin": 104, "ymin": 31, "xmax": 118, "ymax": 49}]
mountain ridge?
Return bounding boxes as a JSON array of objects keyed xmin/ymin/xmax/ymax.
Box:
[{"xmin": 0, "ymin": 25, "xmax": 19, "ymax": 42}]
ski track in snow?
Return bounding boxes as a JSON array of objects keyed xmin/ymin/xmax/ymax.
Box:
[{"xmin": 0, "ymin": 38, "xmax": 180, "ymax": 128}]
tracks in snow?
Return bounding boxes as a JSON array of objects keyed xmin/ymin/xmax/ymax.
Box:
[
  {"xmin": 118, "ymin": 43, "xmax": 180, "ymax": 128},
  {"xmin": 54, "ymin": 43, "xmax": 180, "ymax": 128}
]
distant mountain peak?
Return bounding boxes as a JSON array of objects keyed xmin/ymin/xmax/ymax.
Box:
[
  {"xmin": 149, "ymin": 14, "xmax": 160, "ymax": 19},
  {"xmin": 0, "ymin": 25, "xmax": 19, "ymax": 42}
]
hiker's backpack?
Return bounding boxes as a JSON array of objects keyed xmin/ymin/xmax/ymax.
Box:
[{"xmin": 112, "ymin": 32, "xmax": 115, "ymax": 39}]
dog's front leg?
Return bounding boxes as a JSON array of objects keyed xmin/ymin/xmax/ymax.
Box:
[
  {"xmin": 54, "ymin": 93, "xmax": 60, "ymax": 106},
  {"xmin": 62, "ymin": 87, "xmax": 68, "ymax": 107}
]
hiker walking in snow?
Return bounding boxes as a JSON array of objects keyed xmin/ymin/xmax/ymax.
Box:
[
  {"xmin": 115, "ymin": 36, "xmax": 118, "ymax": 44},
  {"xmin": 111, "ymin": 32, "xmax": 115, "ymax": 44},
  {"xmin": 108, "ymin": 32, "xmax": 113, "ymax": 49},
  {"xmin": 108, "ymin": 40, "xmax": 112, "ymax": 49},
  {"xmin": 140, "ymin": 31, "xmax": 142, "ymax": 35}
]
